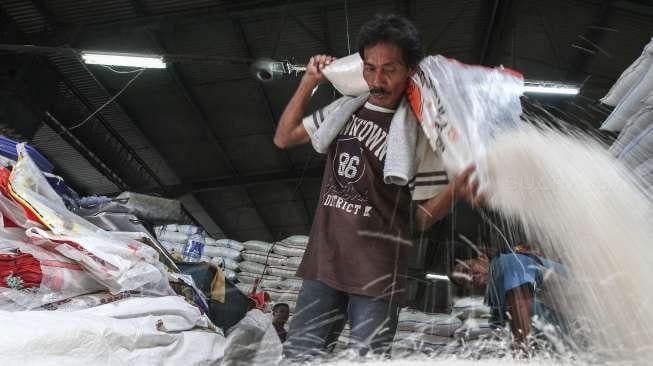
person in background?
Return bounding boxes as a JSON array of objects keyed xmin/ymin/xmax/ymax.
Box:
[
  {"xmin": 274, "ymin": 14, "xmax": 482, "ymax": 360},
  {"xmin": 451, "ymin": 244, "xmax": 568, "ymax": 348},
  {"xmin": 272, "ymin": 303, "xmax": 290, "ymax": 343}
]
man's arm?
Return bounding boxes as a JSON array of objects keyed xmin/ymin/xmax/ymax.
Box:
[
  {"xmin": 273, "ymin": 55, "xmax": 335, "ymax": 149},
  {"xmin": 506, "ymin": 284, "xmax": 534, "ymax": 345},
  {"xmin": 415, "ymin": 165, "xmax": 484, "ymax": 230}
]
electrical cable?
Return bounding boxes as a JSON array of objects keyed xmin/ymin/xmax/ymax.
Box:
[{"xmin": 69, "ymin": 68, "xmax": 145, "ymax": 130}]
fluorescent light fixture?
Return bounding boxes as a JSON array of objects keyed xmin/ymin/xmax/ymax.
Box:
[
  {"xmin": 426, "ymin": 273, "xmax": 450, "ymax": 281},
  {"xmin": 81, "ymin": 52, "xmax": 166, "ymax": 69},
  {"xmin": 523, "ymin": 81, "xmax": 579, "ymax": 96}
]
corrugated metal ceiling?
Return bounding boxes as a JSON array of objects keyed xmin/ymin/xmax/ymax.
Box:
[{"xmin": 2, "ymin": 0, "xmax": 653, "ymax": 241}]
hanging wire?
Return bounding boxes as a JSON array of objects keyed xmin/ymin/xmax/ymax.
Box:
[
  {"xmin": 99, "ymin": 64, "xmax": 146, "ymax": 74},
  {"xmin": 69, "ymin": 68, "xmax": 145, "ymax": 130}
]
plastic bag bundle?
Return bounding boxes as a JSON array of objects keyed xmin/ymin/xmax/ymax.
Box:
[
  {"xmin": 115, "ymin": 192, "xmax": 183, "ymax": 223},
  {"xmin": 9, "ymin": 144, "xmax": 99, "ymax": 235},
  {"xmin": 407, "ymin": 55, "xmax": 523, "ymax": 185},
  {"xmin": 322, "ymin": 53, "xmax": 369, "ymax": 96},
  {"xmin": 221, "ymin": 309, "xmax": 283, "ymax": 366},
  {"xmin": 25, "ymin": 227, "xmax": 173, "ymax": 296},
  {"xmin": 1, "ymin": 240, "xmax": 103, "ymax": 310}
]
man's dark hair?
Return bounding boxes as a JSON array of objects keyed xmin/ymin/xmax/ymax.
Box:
[
  {"xmin": 272, "ymin": 303, "xmax": 289, "ymax": 312},
  {"xmin": 357, "ymin": 14, "xmax": 424, "ymax": 68}
]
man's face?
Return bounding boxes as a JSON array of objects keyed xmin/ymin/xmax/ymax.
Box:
[
  {"xmin": 362, "ymin": 42, "xmax": 412, "ymax": 109},
  {"xmin": 452, "ymin": 256, "xmax": 490, "ymax": 289},
  {"xmin": 273, "ymin": 306, "xmax": 289, "ymax": 323}
]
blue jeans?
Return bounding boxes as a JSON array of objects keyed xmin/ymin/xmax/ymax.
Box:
[{"xmin": 283, "ymin": 279, "xmax": 400, "ymax": 361}]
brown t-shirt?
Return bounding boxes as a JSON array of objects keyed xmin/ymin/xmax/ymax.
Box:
[{"xmin": 297, "ymin": 102, "xmax": 412, "ymax": 304}]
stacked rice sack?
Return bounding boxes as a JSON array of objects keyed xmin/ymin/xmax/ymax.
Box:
[
  {"xmin": 391, "ymin": 296, "xmax": 494, "ymax": 356},
  {"xmin": 450, "ymin": 296, "xmax": 494, "ymax": 342},
  {"xmin": 234, "ymin": 235, "xmax": 308, "ymax": 313},
  {"xmin": 391, "ymin": 309, "xmax": 461, "ymax": 355},
  {"xmin": 156, "ymin": 224, "xmax": 202, "ymax": 256},
  {"xmin": 155, "ymin": 224, "xmax": 244, "ymax": 280}
]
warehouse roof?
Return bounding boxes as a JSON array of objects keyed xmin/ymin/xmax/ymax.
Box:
[{"xmin": 1, "ymin": 0, "xmax": 652, "ymax": 241}]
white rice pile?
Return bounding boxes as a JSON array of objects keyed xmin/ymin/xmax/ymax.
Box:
[{"xmin": 482, "ymin": 124, "xmax": 653, "ymax": 362}]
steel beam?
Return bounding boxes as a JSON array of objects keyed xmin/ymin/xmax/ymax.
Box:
[{"xmin": 149, "ymin": 166, "xmax": 323, "ymax": 196}]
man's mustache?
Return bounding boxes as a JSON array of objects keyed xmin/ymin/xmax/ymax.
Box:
[{"xmin": 370, "ymin": 88, "xmax": 390, "ymax": 95}]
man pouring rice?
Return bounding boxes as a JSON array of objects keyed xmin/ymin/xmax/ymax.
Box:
[{"xmin": 274, "ymin": 14, "xmax": 483, "ymax": 360}]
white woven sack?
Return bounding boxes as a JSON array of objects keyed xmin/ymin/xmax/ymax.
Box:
[
  {"xmin": 602, "ymin": 37, "xmax": 653, "ymax": 107},
  {"xmin": 609, "ymin": 108, "xmax": 653, "ymax": 157},
  {"xmin": 322, "ymin": 53, "xmax": 368, "ymax": 96},
  {"xmin": 242, "ymin": 250, "xmax": 286, "ymax": 267},
  {"xmin": 158, "ymin": 230, "xmax": 189, "ymax": 244},
  {"xmin": 266, "ymin": 266, "xmax": 298, "ymax": 278},
  {"xmin": 209, "ymin": 256, "xmax": 240, "ymax": 271},
  {"xmin": 278, "ymin": 278, "xmax": 303, "ymax": 291},
  {"xmin": 282, "ymin": 235, "xmax": 309, "ymax": 247},
  {"xmin": 236, "ymin": 275, "xmax": 278, "ymax": 294},
  {"xmin": 453, "ymin": 318, "xmax": 495, "ymax": 341},
  {"xmin": 239, "ymin": 261, "xmax": 267, "ymax": 274},
  {"xmin": 216, "ymin": 239, "xmax": 245, "ymax": 251},
  {"xmin": 236, "ymin": 283, "xmax": 253, "ymax": 295},
  {"xmin": 204, "ymin": 237, "xmax": 217, "ymax": 246},
  {"xmin": 177, "ymin": 224, "xmax": 201, "ymax": 235},
  {"xmin": 397, "ymin": 310, "xmax": 462, "ymax": 337},
  {"xmin": 161, "ymin": 224, "xmax": 178, "ymax": 232},
  {"xmin": 161, "ymin": 241, "xmax": 184, "ymax": 253},
  {"xmin": 393, "ymin": 330, "xmax": 453, "ymax": 350},
  {"xmin": 223, "ymin": 269, "xmax": 237, "ymax": 280},
  {"xmin": 283, "ymin": 256, "xmax": 303, "ymax": 268},
  {"xmin": 243, "ymin": 240, "xmax": 274, "ymax": 253},
  {"xmin": 264, "ymin": 288, "xmax": 299, "ymax": 303},
  {"xmin": 644, "ymin": 90, "xmax": 653, "ymax": 106},
  {"xmin": 204, "ymin": 245, "xmax": 241, "ymax": 260},
  {"xmin": 236, "ymin": 272, "xmax": 282, "ymax": 284},
  {"xmin": 601, "ymin": 63, "xmax": 653, "ymax": 131},
  {"xmin": 272, "ymin": 244, "xmax": 305, "ymax": 258},
  {"xmin": 452, "ymin": 297, "xmax": 490, "ymax": 320}
]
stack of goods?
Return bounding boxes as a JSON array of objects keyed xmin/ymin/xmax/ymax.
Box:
[
  {"xmin": 600, "ymin": 37, "xmax": 653, "ymax": 199},
  {"xmin": 391, "ymin": 308, "xmax": 461, "ymax": 356},
  {"xmin": 0, "ymin": 143, "xmax": 225, "ymax": 363},
  {"xmin": 450, "ymin": 296, "xmax": 494, "ymax": 342},
  {"xmin": 389, "ymin": 296, "xmax": 496, "ymax": 356},
  {"xmin": 156, "ymin": 224, "xmax": 244, "ymax": 280},
  {"xmin": 234, "ymin": 235, "xmax": 309, "ymax": 313}
]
